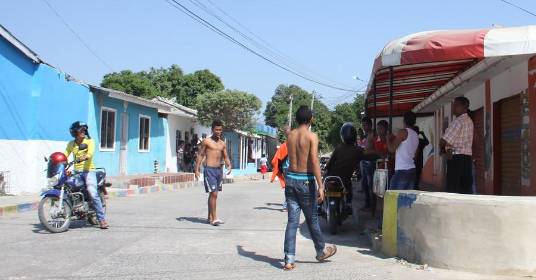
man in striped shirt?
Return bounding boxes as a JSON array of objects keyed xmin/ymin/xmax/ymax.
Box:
[{"xmin": 440, "ymin": 96, "xmax": 474, "ymax": 194}]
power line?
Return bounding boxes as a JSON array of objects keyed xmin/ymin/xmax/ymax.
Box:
[
  {"xmin": 165, "ymin": 0, "xmax": 357, "ymax": 93},
  {"xmin": 41, "ymin": 0, "xmax": 114, "ymax": 72},
  {"xmin": 201, "ymin": 0, "xmax": 354, "ymax": 90},
  {"xmin": 499, "ymin": 0, "xmax": 536, "ymax": 17}
]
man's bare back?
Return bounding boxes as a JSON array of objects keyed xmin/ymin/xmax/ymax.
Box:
[{"xmin": 286, "ymin": 126, "xmax": 323, "ymax": 197}]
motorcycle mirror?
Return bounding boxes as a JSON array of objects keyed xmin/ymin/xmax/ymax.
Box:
[
  {"xmin": 44, "ymin": 156, "xmax": 48, "ymax": 162},
  {"xmin": 78, "ymin": 143, "xmax": 88, "ymax": 150}
]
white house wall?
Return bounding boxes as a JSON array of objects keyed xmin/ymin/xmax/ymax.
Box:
[
  {"xmin": 491, "ymin": 59, "xmax": 528, "ymax": 102},
  {"xmin": 0, "ymin": 140, "xmax": 66, "ymax": 194}
]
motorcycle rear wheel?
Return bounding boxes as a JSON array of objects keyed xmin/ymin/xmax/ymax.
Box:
[
  {"xmin": 326, "ymin": 199, "xmax": 339, "ymax": 235},
  {"xmin": 38, "ymin": 197, "xmax": 72, "ymax": 233}
]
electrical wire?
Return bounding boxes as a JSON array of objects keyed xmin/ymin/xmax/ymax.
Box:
[
  {"xmin": 165, "ymin": 0, "xmax": 357, "ymax": 92},
  {"xmin": 41, "ymin": 0, "xmax": 114, "ymax": 72},
  {"xmin": 499, "ymin": 0, "xmax": 536, "ymax": 17},
  {"xmin": 200, "ymin": 0, "xmax": 354, "ymax": 90}
]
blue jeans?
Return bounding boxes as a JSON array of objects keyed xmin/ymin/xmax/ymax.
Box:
[
  {"xmin": 284, "ymin": 172, "xmax": 325, "ymax": 264},
  {"xmin": 81, "ymin": 172, "xmax": 106, "ymax": 221},
  {"xmin": 389, "ymin": 168, "xmax": 416, "ymax": 190},
  {"xmin": 360, "ymin": 160, "xmax": 375, "ymax": 208}
]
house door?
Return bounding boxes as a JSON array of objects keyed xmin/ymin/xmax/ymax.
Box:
[
  {"xmin": 471, "ymin": 108, "xmax": 485, "ymax": 194},
  {"xmin": 498, "ymin": 95, "xmax": 521, "ymax": 195},
  {"xmin": 119, "ymin": 112, "xmax": 128, "ymax": 175}
]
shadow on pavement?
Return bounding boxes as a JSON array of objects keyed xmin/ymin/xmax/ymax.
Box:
[
  {"xmin": 236, "ymin": 245, "xmax": 282, "ymax": 269},
  {"xmin": 176, "ymin": 217, "xmax": 208, "ymax": 224},
  {"xmin": 253, "ymin": 206, "xmax": 284, "ymax": 212},
  {"xmin": 266, "ymin": 203, "xmax": 284, "ymax": 207},
  {"xmin": 32, "ymin": 220, "xmax": 94, "ymax": 234}
]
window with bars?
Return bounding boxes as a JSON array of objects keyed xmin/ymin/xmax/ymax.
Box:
[
  {"xmin": 139, "ymin": 115, "xmax": 151, "ymax": 151},
  {"xmin": 100, "ymin": 108, "xmax": 116, "ymax": 150}
]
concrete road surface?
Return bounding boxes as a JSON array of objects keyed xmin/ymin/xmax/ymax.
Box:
[{"xmin": 0, "ymin": 180, "xmax": 522, "ymax": 280}]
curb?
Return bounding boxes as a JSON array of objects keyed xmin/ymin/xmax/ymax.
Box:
[
  {"xmin": 0, "ymin": 180, "xmax": 201, "ymax": 217},
  {"xmin": 0, "ymin": 173, "xmax": 263, "ymax": 217}
]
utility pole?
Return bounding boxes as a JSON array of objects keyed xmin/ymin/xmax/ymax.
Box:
[
  {"xmin": 288, "ymin": 93, "xmax": 293, "ymax": 128},
  {"xmin": 310, "ymin": 91, "xmax": 315, "ymax": 131}
]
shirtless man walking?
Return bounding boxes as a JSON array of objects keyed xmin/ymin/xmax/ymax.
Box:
[
  {"xmin": 195, "ymin": 120, "xmax": 232, "ymax": 226},
  {"xmin": 283, "ymin": 106, "xmax": 337, "ymax": 270}
]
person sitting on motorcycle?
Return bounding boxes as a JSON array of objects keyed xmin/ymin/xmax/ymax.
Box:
[
  {"xmin": 324, "ymin": 122, "xmax": 377, "ymax": 212},
  {"xmin": 64, "ymin": 121, "xmax": 109, "ymax": 229}
]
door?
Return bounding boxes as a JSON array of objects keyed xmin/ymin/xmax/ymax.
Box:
[
  {"xmin": 498, "ymin": 95, "xmax": 521, "ymax": 195},
  {"xmin": 119, "ymin": 112, "xmax": 128, "ymax": 175},
  {"xmin": 471, "ymin": 108, "xmax": 485, "ymax": 194}
]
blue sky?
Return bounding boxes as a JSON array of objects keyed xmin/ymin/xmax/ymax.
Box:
[{"xmin": 1, "ymin": 0, "xmax": 535, "ymax": 109}]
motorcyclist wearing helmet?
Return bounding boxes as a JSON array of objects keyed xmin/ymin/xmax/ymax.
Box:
[
  {"xmin": 324, "ymin": 122, "xmax": 377, "ymax": 211},
  {"xmin": 64, "ymin": 121, "xmax": 109, "ymax": 229}
]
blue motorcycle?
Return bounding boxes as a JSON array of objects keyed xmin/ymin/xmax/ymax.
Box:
[{"xmin": 39, "ymin": 146, "xmax": 109, "ymax": 233}]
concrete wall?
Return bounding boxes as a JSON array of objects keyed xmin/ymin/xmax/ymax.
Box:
[
  {"xmin": 0, "ymin": 35, "xmax": 93, "ymax": 193},
  {"xmin": 382, "ymin": 190, "xmax": 536, "ymax": 276}
]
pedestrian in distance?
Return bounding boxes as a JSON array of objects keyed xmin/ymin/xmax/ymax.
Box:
[
  {"xmin": 283, "ymin": 105, "xmax": 337, "ymax": 271},
  {"xmin": 195, "ymin": 120, "xmax": 232, "ymax": 226},
  {"xmin": 260, "ymin": 154, "xmax": 268, "ymax": 179},
  {"xmin": 359, "ymin": 117, "xmax": 375, "ymax": 211},
  {"xmin": 440, "ymin": 96, "xmax": 474, "ymax": 194},
  {"xmin": 387, "ymin": 112, "xmax": 419, "ymax": 190}
]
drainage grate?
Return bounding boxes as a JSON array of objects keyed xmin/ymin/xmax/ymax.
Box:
[{"xmin": 0, "ymin": 171, "xmax": 11, "ymax": 195}]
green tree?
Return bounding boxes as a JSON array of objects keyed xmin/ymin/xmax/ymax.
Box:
[
  {"xmin": 327, "ymin": 93, "xmax": 366, "ymax": 147},
  {"xmin": 101, "ymin": 70, "xmax": 159, "ymax": 98},
  {"xmin": 264, "ymin": 84, "xmax": 332, "ymax": 151},
  {"xmin": 177, "ymin": 70, "xmax": 224, "ymax": 108},
  {"xmin": 101, "ymin": 66, "xmax": 224, "ymax": 108},
  {"xmin": 196, "ymin": 89, "xmax": 261, "ymax": 130}
]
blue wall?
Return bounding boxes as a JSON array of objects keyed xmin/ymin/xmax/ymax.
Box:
[
  {"xmin": 92, "ymin": 94, "xmax": 166, "ymax": 176},
  {"xmin": 0, "ymin": 36, "xmax": 90, "ymax": 141},
  {"xmin": 224, "ymin": 131, "xmax": 241, "ymax": 169}
]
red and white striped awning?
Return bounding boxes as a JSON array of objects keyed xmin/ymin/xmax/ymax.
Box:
[{"xmin": 366, "ymin": 25, "xmax": 536, "ymax": 117}]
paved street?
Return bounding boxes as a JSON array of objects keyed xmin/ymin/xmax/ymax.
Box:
[{"xmin": 0, "ymin": 180, "xmax": 522, "ymax": 280}]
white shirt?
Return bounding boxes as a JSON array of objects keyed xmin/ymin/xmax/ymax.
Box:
[
  {"xmin": 260, "ymin": 157, "xmax": 268, "ymax": 166},
  {"xmin": 395, "ymin": 128, "xmax": 419, "ymax": 171}
]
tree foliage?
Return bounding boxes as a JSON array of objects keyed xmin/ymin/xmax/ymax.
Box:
[
  {"xmin": 326, "ymin": 94, "xmax": 366, "ymax": 147},
  {"xmin": 196, "ymin": 90, "xmax": 261, "ymax": 130},
  {"xmin": 101, "ymin": 65, "xmax": 224, "ymax": 108},
  {"xmin": 264, "ymin": 85, "xmax": 332, "ymax": 151}
]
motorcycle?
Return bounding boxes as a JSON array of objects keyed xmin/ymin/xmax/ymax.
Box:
[
  {"xmin": 39, "ymin": 145, "xmax": 109, "ymax": 233},
  {"xmin": 320, "ymin": 176, "xmax": 350, "ymax": 235}
]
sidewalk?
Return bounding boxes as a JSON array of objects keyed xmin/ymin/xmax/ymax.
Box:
[{"xmin": 0, "ymin": 172, "xmax": 268, "ymax": 217}]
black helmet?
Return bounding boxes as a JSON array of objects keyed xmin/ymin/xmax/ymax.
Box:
[
  {"xmin": 70, "ymin": 121, "xmax": 89, "ymax": 138},
  {"xmin": 340, "ymin": 122, "xmax": 357, "ymax": 145}
]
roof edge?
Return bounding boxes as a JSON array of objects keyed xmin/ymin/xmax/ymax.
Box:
[{"xmin": 0, "ymin": 24, "xmax": 42, "ymax": 64}]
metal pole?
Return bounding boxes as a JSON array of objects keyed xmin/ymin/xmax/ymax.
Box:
[
  {"xmin": 389, "ymin": 66, "xmax": 394, "ymax": 134},
  {"xmin": 288, "ymin": 94, "xmax": 293, "ymax": 128},
  {"xmin": 310, "ymin": 91, "xmax": 315, "ymax": 131},
  {"xmin": 373, "ymin": 79, "xmax": 377, "ymax": 131}
]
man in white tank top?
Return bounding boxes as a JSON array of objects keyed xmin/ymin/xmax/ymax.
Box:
[{"xmin": 387, "ymin": 112, "xmax": 419, "ymax": 190}]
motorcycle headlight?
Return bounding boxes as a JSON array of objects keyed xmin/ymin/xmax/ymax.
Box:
[{"xmin": 47, "ymin": 174, "xmax": 60, "ymax": 187}]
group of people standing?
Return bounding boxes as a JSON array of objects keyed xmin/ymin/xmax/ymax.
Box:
[
  {"xmin": 177, "ymin": 137, "xmax": 201, "ymax": 172},
  {"xmin": 359, "ymin": 95, "xmax": 474, "ymax": 211}
]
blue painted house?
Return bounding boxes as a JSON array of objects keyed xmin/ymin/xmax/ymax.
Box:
[{"xmin": 0, "ymin": 24, "xmax": 169, "ymax": 194}]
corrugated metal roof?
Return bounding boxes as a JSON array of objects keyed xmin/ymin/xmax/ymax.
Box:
[
  {"xmin": 153, "ymin": 97, "xmax": 198, "ymax": 119},
  {"xmin": 0, "ymin": 24, "xmax": 42, "ymax": 64},
  {"xmin": 89, "ymin": 85, "xmax": 172, "ymax": 111}
]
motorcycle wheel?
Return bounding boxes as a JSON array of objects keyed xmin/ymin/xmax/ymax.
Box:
[
  {"xmin": 38, "ymin": 197, "xmax": 72, "ymax": 233},
  {"xmin": 326, "ymin": 199, "xmax": 339, "ymax": 235}
]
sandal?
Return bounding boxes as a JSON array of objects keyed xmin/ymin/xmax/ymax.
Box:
[
  {"xmin": 316, "ymin": 245, "xmax": 337, "ymax": 261},
  {"xmin": 283, "ymin": 263, "xmax": 296, "ymax": 271}
]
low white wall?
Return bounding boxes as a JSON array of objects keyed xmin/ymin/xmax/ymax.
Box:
[
  {"xmin": 0, "ymin": 139, "xmax": 67, "ymax": 194},
  {"xmin": 393, "ymin": 191, "xmax": 536, "ymax": 276}
]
